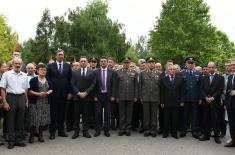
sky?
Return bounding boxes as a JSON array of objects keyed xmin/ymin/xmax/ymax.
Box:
[{"xmin": 0, "ymin": 0, "xmax": 234, "ymax": 43}]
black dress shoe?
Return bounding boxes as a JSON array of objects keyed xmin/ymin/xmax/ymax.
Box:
[
  {"xmin": 199, "ymin": 136, "xmax": 210, "ymax": 141},
  {"xmin": 179, "ymin": 132, "xmax": 186, "ymax": 138},
  {"xmin": 214, "ymin": 137, "xmax": 221, "ymax": 144},
  {"xmin": 8, "ymin": 143, "xmax": 14, "ymax": 149},
  {"xmin": 94, "ymin": 131, "xmax": 101, "ymax": 137},
  {"xmin": 125, "ymin": 131, "xmax": 131, "ymax": 136},
  {"xmin": 83, "ymin": 132, "xmax": 91, "ymax": 138},
  {"xmin": 14, "ymin": 142, "xmax": 26, "ymax": 147},
  {"xmin": 29, "ymin": 134, "xmax": 34, "ymax": 144},
  {"xmin": 224, "ymin": 142, "xmax": 235, "ymax": 147},
  {"xmin": 58, "ymin": 131, "xmax": 68, "ymax": 137},
  {"xmin": 192, "ymin": 134, "xmax": 199, "ymax": 139},
  {"xmin": 72, "ymin": 131, "xmax": 79, "ymax": 139},
  {"xmin": 49, "ymin": 134, "xmax": 55, "ymax": 140},
  {"xmin": 162, "ymin": 133, "xmax": 169, "ymax": 138},
  {"xmin": 118, "ymin": 131, "xmax": 125, "ymax": 136},
  {"xmin": 172, "ymin": 135, "xmax": 179, "ymax": 139},
  {"xmin": 151, "ymin": 132, "xmax": 157, "ymax": 137},
  {"xmin": 104, "ymin": 131, "xmax": 110, "ymax": 137},
  {"xmin": 144, "ymin": 132, "xmax": 149, "ymax": 137}
]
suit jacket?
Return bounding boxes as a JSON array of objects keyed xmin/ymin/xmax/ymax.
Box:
[
  {"xmin": 200, "ymin": 73, "xmax": 224, "ymax": 108},
  {"xmin": 71, "ymin": 68, "xmax": 96, "ymax": 101},
  {"xmin": 160, "ymin": 75, "xmax": 184, "ymax": 107},
  {"xmin": 94, "ymin": 68, "xmax": 116, "ymax": 99},
  {"xmin": 225, "ymin": 74, "xmax": 235, "ymax": 109},
  {"xmin": 46, "ymin": 62, "xmax": 72, "ymax": 98},
  {"xmin": 139, "ymin": 69, "xmax": 161, "ymax": 103}
]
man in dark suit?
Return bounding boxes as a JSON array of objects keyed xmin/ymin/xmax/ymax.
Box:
[
  {"xmin": 71, "ymin": 56, "xmax": 96, "ymax": 139},
  {"xmin": 199, "ymin": 62, "xmax": 224, "ymax": 144},
  {"xmin": 225, "ymin": 59, "xmax": 235, "ymax": 147},
  {"xmin": 93, "ymin": 56, "xmax": 116, "ymax": 137},
  {"xmin": 160, "ymin": 64, "xmax": 184, "ymax": 139},
  {"xmin": 47, "ymin": 49, "xmax": 72, "ymax": 140},
  {"xmin": 158, "ymin": 60, "xmax": 174, "ymax": 134}
]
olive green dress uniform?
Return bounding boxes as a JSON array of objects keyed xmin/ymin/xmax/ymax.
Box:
[
  {"xmin": 117, "ymin": 68, "xmax": 138, "ymax": 133},
  {"xmin": 139, "ymin": 69, "xmax": 161, "ymax": 135}
]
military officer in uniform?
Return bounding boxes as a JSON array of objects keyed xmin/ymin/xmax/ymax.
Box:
[
  {"xmin": 116, "ymin": 57, "xmax": 138, "ymax": 136},
  {"xmin": 179, "ymin": 57, "xmax": 201, "ymax": 139},
  {"xmin": 139, "ymin": 57, "xmax": 161, "ymax": 137}
]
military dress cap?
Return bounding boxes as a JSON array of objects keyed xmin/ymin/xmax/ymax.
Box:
[
  {"xmin": 139, "ymin": 59, "xmax": 146, "ymax": 64},
  {"xmin": 146, "ymin": 57, "xmax": 156, "ymax": 62},
  {"xmin": 89, "ymin": 57, "xmax": 98, "ymax": 63},
  {"xmin": 121, "ymin": 57, "xmax": 131, "ymax": 63},
  {"xmin": 185, "ymin": 56, "xmax": 195, "ymax": 63}
]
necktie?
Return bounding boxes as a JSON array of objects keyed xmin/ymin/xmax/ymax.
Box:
[
  {"xmin": 190, "ymin": 70, "xmax": 192, "ymax": 76},
  {"xmin": 82, "ymin": 68, "xmax": 85, "ymax": 77},
  {"xmin": 101, "ymin": 69, "xmax": 106, "ymax": 91},
  {"xmin": 59, "ymin": 63, "xmax": 62, "ymax": 74},
  {"xmin": 232, "ymin": 74, "xmax": 235, "ymax": 85},
  {"xmin": 210, "ymin": 74, "xmax": 214, "ymax": 85},
  {"xmin": 170, "ymin": 75, "xmax": 174, "ymax": 82}
]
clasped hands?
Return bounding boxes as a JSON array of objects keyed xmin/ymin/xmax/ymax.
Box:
[{"xmin": 77, "ymin": 92, "xmax": 88, "ymax": 99}]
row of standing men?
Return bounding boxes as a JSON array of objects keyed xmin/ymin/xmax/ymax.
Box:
[{"xmin": 0, "ymin": 49, "xmax": 235, "ymax": 149}]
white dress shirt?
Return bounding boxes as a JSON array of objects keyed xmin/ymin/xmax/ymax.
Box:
[{"xmin": 0, "ymin": 70, "xmax": 29, "ymax": 94}]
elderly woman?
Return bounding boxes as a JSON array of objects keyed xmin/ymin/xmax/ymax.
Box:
[{"xmin": 28, "ymin": 63, "xmax": 53, "ymax": 143}]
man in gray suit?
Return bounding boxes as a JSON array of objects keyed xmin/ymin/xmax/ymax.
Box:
[
  {"xmin": 139, "ymin": 57, "xmax": 161, "ymax": 137},
  {"xmin": 116, "ymin": 57, "xmax": 138, "ymax": 136}
]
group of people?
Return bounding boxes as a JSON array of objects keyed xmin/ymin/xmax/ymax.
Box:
[{"xmin": 0, "ymin": 49, "xmax": 235, "ymax": 150}]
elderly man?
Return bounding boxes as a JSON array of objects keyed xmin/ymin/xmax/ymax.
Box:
[
  {"xmin": 0, "ymin": 57, "xmax": 29, "ymax": 149},
  {"xmin": 26, "ymin": 63, "xmax": 37, "ymax": 82}
]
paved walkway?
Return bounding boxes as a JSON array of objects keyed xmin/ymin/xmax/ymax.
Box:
[{"xmin": 0, "ymin": 130, "xmax": 234, "ymax": 155}]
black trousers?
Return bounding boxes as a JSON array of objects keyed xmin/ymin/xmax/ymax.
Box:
[
  {"xmin": 6, "ymin": 93, "xmax": 25, "ymax": 143},
  {"xmin": 227, "ymin": 107, "xmax": 235, "ymax": 141},
  {"xmin": 143, "ymin": 102, "xmax": 158, "ymax": 132},
  {"xmin": 132, "ymin": 99, "xmax": 143, "ymax": 129},
  {"xmin": 163, "ymin": 107, "xmax": 179, "ymax": 135},
  {"xmin": 50, "ymin": 96, "xmax": 66, "ymax": 134},
  {"xmin": 119, "ymin": 101, "xmax": 133, "ymax": 131},
  {"xmin": 66, "ymin": 99, "xmax": 74, "ymax": 129},
  {"xmin": 95, "ymin": 93, "xmax": 111, "ymax": 131},
  {"xmin": 158, "ymin": 105, "xmax": 164, "ymax": 131},
  {"xmin": 180, "ymin": 102, "xmax": 199, "ymax": 134},
  {"xmin": 201, "ymin": 106, "xmax": 221, "ymax": 137},
  {"xmin": 111, "ymin": 100, "xmax": 119, "ymax": 128},
  {"xmin": 73, "ymin": 99, "xmax": 91, "ymax": 132}
]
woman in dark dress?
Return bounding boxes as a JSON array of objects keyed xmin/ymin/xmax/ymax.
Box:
[{"xmin": 28, "ymin": 63, "xmax": 53, "ymax": 143}]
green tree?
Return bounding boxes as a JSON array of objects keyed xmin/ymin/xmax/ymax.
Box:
[
  {"xmin": 149, "ymin": 0, "xmax": 235, "ymax": 65},
  {"xmin": 134, "ymin": 35, "xmax": 149, "ymax": 58},
  {"xmin": 0, "ymin": 15, "xmax": 18, "ymax": 61},
  {"xmin": 68, "ymin": 0, "xmax": 129, "ymax": 61},
  {"xmin": 125, "ymin": 47, "xmax": 139, "ymax": 64}
]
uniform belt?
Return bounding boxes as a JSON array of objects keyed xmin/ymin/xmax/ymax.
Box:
[{"xmin": 7, "ymin": 93, "xmax": 25, "ymax": 96}]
